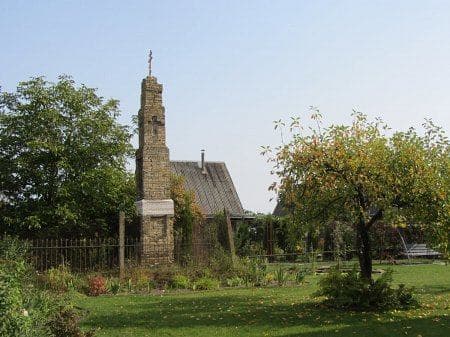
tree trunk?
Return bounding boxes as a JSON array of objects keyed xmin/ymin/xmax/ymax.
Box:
[{"xmin": 356, "ymin": 222, "xmax": 373, "ymax": 282}]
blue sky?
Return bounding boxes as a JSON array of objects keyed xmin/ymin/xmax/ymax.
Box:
[{"xmin": 1, "ymin": 0, "xmax": 449, "ymax": 213}]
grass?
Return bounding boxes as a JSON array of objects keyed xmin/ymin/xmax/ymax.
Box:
[{"xmin": 77, "ymin": 264, "xmax": 450, "ymax": 337}]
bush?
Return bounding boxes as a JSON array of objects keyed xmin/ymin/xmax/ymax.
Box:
[
  {"xmin": 239, "ymin": 257, "xmax": 267, "ymax": 286},
  {"xmin": 150, "ymin": 265, "xmax": 177, "ymax": 288},
  {"xmin": 49, "ymin": 306, "xmax": 95, "ymax": 337},
  {"xmin": 225, "ymin": 276, "xmax": 245, "ymax": 287},
  {"xmin": 209, "ymin": 248, "xmax": 235, "ymax": 278},
  {"xmin": 88, "ymin": 276, "xmax": 106, "ymax": 297},
  {"xmin": 295, "ymin": 270, "xmax": 307, "ymax": 284},
  {"xmin": 264, "ymin": 272, "xmax": 275, "ymax": 284},
  {"xmin": 39, "ymin": 266, "xmax": 87, "ymax": 294},
  {"xmin": 44, "ymin": 266, "xmax": 75, "ymax": 292},
  {"xmin": 0, "ymin": 237, "xmax": 52, "ymax": 337},
  {"xmin": 126, "ymin": 278, "xmax": 133, "ymax": 293},
  {"xmin": 315, "ymin": 267, "xmax": 417, "ymax": 310},
  {"xmin": 193, "ymin": 277, "xmax": 220, "ymax": 291},
  {"xmin": 127, "ymin": 267, "xmax": 151, "ymax": 291},
  {"xmin": 0, "ymin": 236, "xmax": 93, "ymax": 337},
  {"xmin": 146, "ymin": 279, "xmax": 156, "ymax": 292},
  {"xmin": 0, "ymin": 258, "xmax": 41, "ymax": 337},
  {"xmin": 170, "ymin": 275, "xmax": 190, "ymax": 289},
  {"xmin": 275, "ymin": 267, "xmax": 288, "ymax": 286},
  {"xmin": 396, "ymin": 283, "xmax": 416, "ymax": 308},
  {"xmin": 107, "ymin": 279, "xmax": 120, "ymax": 295}
]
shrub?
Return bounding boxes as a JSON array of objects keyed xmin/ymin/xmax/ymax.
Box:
[
  {"xmin": 396, "ymin": 283, "xmax": 417, "ymax": 308},
  {"xmin": 150, "ymin": 265, "xmax": 177, "ymax": 288},
  {"xmin": 0, "ymin": 257, "xmax": 38, "ymax": 336},
  {"xmin": 193, "ymin": 277, "xmax": 220, "ymax": 291},
  {"xmin": 39, "ymin": 266, "xmax": 87, "ymax": 294},
  {"xmin": 208, "ymin": 248, "xmax": 235, "ymax": 278},
  {"xmin": 127, "ymin": 267, "xmax": 151, "ymax": 291},
  {"xmin": 240, "ymin": 257, "xmax": 267, "ymax": 286},
  {"xmin": 275, "ymin": 267, "xmax": 288, "ymax": 286},
  {"xmin": 88, "ymin": 276, "xmax": 106, "ymax": 296},
  {"xmin": 44, "ymin": 266, "xmax": 74, "ymax": 292},
  {"xmin": 264, "ymin": 272, "xmax": 275, "ymax": 285},
  {"xmin": 107, "ymin": 279, "xmax": 121, "ymax": 295},
  {"xmin": 126, "ymin": 278, "xmax": 133, "ymax": 293},
  {"xmin": 295, "ymin": 270, "xmax": 307, "ymax": 284},
  {"xmin": 147, "ymin": 279, "xmax": 156, "ymax": 292},
  {"xmin": 315, "ymin": 267, "xmax": 417, "ymax": 310},
  {"xmin": 170, "ymin": 275, "xmax": 190, "ymax": 289},
  {"xmin": 0, "ymin": 237, "xmax": 52, "ymax": 337},
  {"xmin": 49, "ymin": 306, "xmax": 95, "ymax": 337},
  {"xmin": 0, "ymin": 236, "xmax": 92, "ymax": 337},
  {"xmin": 225, "ymin": 276, "xmax": 245, "ymax": 287}
]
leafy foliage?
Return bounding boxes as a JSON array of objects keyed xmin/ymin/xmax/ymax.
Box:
[
  {"xmin": 265, "ymin": 111, "xmax": 450, "ymax": 279},
  {"xmin": 193, "ymin": 277, "xmax": 220, "ymax": 291},
  {"xmin": 316, "ymin": 267, "xmax": 417, "ymax": 310},
  {"xmin": 170, "ymin": 175, "xmax": 204, "ymax": 263},
  {"xmin": 49, "ymin": 306, "xmax": 95, "ymax": 337},
  {"xmin": 240, "ymin": 257, "xmax": 268, "ymax": 286},
  {"xmin": 43, "ymin": 266, "xmax": 77, "ymax": 293},
  {"xmin": 295, "ymin": 269, "xmax": 307, "ymax": 284},
  {"xmin": 170, "ymin": 275, "xmax": 190, "ymax": 289},
  {"xmin": 235, "ymin": 214, "xmax": 305, "ymax": 258},
  {"xmin": 0, "ymin": 76, "xmax": 135, "ymax": 237},
  {"xmin": 0, "ymin": 236, "xmax": 93, "ymax": 337},
  {"xmin": 225, "ymin": 276, "xmax": 245, "ymax": 287},
  {"xmin": 107, "ymin": 279, "xmax": 120, "ymax": 295},
  {"xmin": 87, "ymin": 276, "xmax": 106, "ymax": 297},
  {"xmin": 274, "ymin": 267, "xmax": 288, "ymax": 286}
]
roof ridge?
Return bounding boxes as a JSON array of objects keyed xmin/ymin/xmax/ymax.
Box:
[{"xmin": 170, "ymin": 160, "xmax": 226, "ymax": 164}]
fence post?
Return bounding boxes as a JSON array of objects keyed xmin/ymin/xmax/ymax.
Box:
[
  {"xmin": 266, "ymin": 219, "xmax": 274, "ymax": 262},
  {"xmin": 224, "ymin": 209, "xmax": 236, "ymax": 265},
  {"xmin": 119, "ymin": 211, "xmax": 125, "ymax": 279}
]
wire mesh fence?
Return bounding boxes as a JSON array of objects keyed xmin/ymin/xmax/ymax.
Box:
[
  {"xmin": 24, "ymin": 237, "xmax": 441, "ymax": 273},
  {"xmin": 249, "ymin": 247, "xmax": 442, "ymax": 270},
  {"xmin": 27, "ymin": 237, "xmax": 140, "ymax": 272},
  {"xmin": 26, "ymin": 238, "xmax": 216, "ymax": 272}
]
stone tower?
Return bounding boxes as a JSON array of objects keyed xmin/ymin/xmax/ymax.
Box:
[{"xmin": 135, "ymin": 54, "xmax": 174, "ymax": 264}]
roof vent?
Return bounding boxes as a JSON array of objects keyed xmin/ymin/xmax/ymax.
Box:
[{"xmin": 201, "ymin": 149, "xmax": 207, "ymax": 175}]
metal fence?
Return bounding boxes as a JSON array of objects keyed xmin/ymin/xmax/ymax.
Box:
[
  {"xmin": 28, "ymin": 238, "xmax": 140, "ymax": 272},
  {"xmin": 27, "ymin": 238, "xmax": 216, "ymax": 272},
  {"xmin": 250, "ymin": 247, "xmax": 441, "ymax": 269},
  {"xmin": 25, "ymin": 238, "xmax": 439, "ymax": 273}
]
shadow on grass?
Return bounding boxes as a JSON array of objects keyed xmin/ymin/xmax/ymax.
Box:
[
  {"xmin": 81, "ymin": 293, "xmax": 450, "ymax": 337},
  {"xmin": 418, "ymin": 284, "xmax": 450, "ymax": 295},
  {"xmin": 277, "ymin": 315, "xmax": 449, "ymax": 337}
]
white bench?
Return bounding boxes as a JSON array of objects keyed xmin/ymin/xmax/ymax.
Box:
[{"xmin": 403, "ymin": 243, "xmax": 441, "ymax": 258}]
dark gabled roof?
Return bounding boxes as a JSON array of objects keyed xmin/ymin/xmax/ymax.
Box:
[
  {"xmin": 170, "ymin": 161, "xmax": 245, "ymax": 218},
  {"xmin": 272, "ymin": 201, "xmax": 287, "ymax": 217}
]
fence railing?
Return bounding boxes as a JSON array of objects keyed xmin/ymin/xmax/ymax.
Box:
[
  {"xmin": 28, "ymin": 237, "xmax": 140, "ymax": 272},
  {"xmin": 27, "ymin": 238, "xmax": 216, "ymax": 272},
  {"xmin": 250, "ymin": 247, "xmax": 440, "ymax": 266},
  {"xmin": 25, "ymin": 238, "xmax": 438, "ymax": 273}
]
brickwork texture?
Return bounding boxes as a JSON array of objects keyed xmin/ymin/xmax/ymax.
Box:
[{"xmin": 135, "ymin": 75, "xmax": 174, "ymax": 264}]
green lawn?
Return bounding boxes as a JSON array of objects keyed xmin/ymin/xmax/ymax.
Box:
[{"xmin": 77, "ymin": 264, "xmax": 450, "ymax": 337}]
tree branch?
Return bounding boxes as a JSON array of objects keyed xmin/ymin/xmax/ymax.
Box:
[{"xmin": 367, "ymin": 208, "xmax": 383, "ymax": 228}]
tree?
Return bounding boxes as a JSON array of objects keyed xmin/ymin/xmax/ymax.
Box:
[
  {"xmin": 264, "ymin": 111, "xmax": 449, "ymax": 281},
  {"xmin": 0, "ymin": 76, "xmax": 135, "ymax": 237}
]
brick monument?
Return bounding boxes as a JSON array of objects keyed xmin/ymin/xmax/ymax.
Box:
[{"xmin": 135, "ymin": 51, "xmax": 174, "ymax": 264}]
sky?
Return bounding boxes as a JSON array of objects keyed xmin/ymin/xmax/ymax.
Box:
[{"xmin": 1, "ymin": 0, "xmax": 449, "ymax": 213}]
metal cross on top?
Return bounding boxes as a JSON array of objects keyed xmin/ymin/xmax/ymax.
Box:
[{"xmin": 148, "ymin": 50, "xmax": 153, "ymax": 76}]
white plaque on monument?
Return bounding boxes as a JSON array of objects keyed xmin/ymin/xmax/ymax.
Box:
[{"xmin": 135, "ymin": 199, "xmax": 175, "ymax": 216}]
